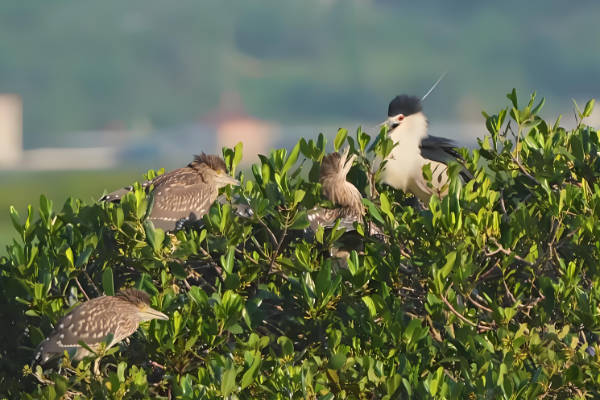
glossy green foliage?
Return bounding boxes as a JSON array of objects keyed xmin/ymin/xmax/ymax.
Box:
[{"xmin": 1, "ymin": 92, "xmax": 600, "ymax": 399}]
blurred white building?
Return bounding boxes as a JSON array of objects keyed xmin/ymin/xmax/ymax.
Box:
[{"xmin": 0, "ymin": 94, "xmax": 22, "ymax": 167}]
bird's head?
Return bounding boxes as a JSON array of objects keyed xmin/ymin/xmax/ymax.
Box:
[
  {"xmin": 192, "ymin": 153, "xmax": 241, "ymax": 188},
  {"xmin": 116, "ymin": 289, "xmax": 169, "ymax": 322},
  {"xmin": 384, "ymin": 95, "xmax": 428, "ymax": 139},
  {"xmin": 320, "ymin": 146, "xmax": 356, "ymax": 182},
  {"xmin": 320, "ymin": 147, "xmax": 362, "ymax": 212}
]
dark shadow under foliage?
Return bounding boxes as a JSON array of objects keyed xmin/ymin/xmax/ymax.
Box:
[{"xmin": 1, "ymin": 91, "xmax": 600, "ymax": 399}]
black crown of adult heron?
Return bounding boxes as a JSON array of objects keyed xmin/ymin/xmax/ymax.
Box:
[
  {"xmin": 101, "ymin": 153, "xmax": 240, "ymax": 231},
  {"xmin": 382, "ymin": 95, "xmax": 466, "ymax": 202},
  {"xmin": 35, "ymin": 289, "xmax": 168, "ymax": 365}
]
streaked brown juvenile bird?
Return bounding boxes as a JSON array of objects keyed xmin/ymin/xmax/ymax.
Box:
[
  {"xmin": 100, "ymin": 153, "xmax": 240, "ymax": 231},
  {"xmin": 35, "ymin": 288, "xmax": 168, "ymax": 365},
  {"xmin": 308, "ymin": 147, "xmax": 364, "ymax": 232}
]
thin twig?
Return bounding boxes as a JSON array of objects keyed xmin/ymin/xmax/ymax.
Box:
[
  {"xmin": 486, "ymin": 238, "xmax": 534, "ymax": 267},
  {"xmin": 74, "ymin": 277, "xmax": 90, "ymax": 301},
  {"xmin": 440, "ymin": 291, "xmax": 494, "ymax": 332},
  {"xmin": 503, "ymin": 279, "xmax": 517, "ymax": 304},
  {"xmin": 256, "ymin": 216, "xmax": 278, "ymax": 247},
  {"xmin": 268, "ymin": 211, "xmax": 291, "ymax": 273},
  {"xmin": 499, "ymin": 189, "xmax": 508, "ymax": 216},
  {"xmin": 511, "ymin": 154, "xmax": 540, "ymax": 185},
  {"xmin": 83, "ymin": 270, "xmax": 101, "ymax": 296},
  {"xmin": 466, "ymin": 294, "xmax": 493, "ymax": 313}
]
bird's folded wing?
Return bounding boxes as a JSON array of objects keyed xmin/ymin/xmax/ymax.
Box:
[
  {"xmin": 419, "ymin": 135, "xmax": 461, "ymax": 163},
  {"xmin": 37, "ymin": 302, "xmax": 125, "ymax": 359},
  {"xmin": 148, "ymin": 173, "xmax": 214, "ymax": 231},
  {"xmin": 99, "ymin": 167, "xmax": 192, "ymax": 203},
  {"xmin": 420, "ymin": 135, "xmax": 473, "ymax": 182}
]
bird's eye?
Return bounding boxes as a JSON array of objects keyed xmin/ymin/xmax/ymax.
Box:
[{"xmin": 391, "ymin": 123, "xmax": 399, "ymax": 129}]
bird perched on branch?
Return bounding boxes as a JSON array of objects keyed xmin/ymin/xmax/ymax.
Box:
[
  {"xmin": 100, "ymin": 153, "xmax": 240, "ymax": 231},
  {"xmin": 34, "ymin": 289, "xmax": 168, "ymax": 366},
  {"xmin": 308, "ymin": 147, "xmax": 382, "ymax": 236},
  {"xmin": 381, "ymin": 95, "xmax": 469, "ymax": 202},
  {"xmin": 308, "ymin": 147, "xmax": 364, "ymax": 232},
  {"xmin": 307, "ymin": 148, "xmax": 382, "ymax": 267}
]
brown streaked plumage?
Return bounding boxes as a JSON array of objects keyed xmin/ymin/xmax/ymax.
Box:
[
  {"xmin": 35, "ymin": 288, "xmax": 168, "ymax": 364},
  {"xmin": 100, "ymin": 153, "xmax": 240, "ymax": 231},
  {"xmin": 308, "ymin": 148, "xmax": 364, "ymax": 232}
]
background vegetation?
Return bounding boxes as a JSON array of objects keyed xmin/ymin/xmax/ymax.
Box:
[
  {"xmin": 0, "ymin": 170, "xmax": 138, "ymax": 252},
  {"xmin": 1, "ymin": 92, "xmax": 600, "ymax": 398},
  {"xmin": 1, "ymin": 0, "xmax": 599, "ymax": 143}
]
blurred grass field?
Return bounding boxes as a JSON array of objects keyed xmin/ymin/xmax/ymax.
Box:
[{"xmin": 0, "ymin": 169, "xmax": 140, "ymax": 255}]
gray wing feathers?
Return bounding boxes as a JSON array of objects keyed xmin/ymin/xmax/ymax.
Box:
[
  {"xmin": 419, "ymin": 135, "xmax": 460, "ymax": 164},
  {"xmin": 99, "ymin": 181, "xmax": 152, "ymax": 202},
  {"xmin": 420, "ymin": 135, "xmax": 473, "ymax": 182}
]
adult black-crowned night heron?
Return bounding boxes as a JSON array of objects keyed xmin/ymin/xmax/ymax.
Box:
[
  {"xmin": 308, "ymin": 147, "xmax": 364, "ymax": 232},
  {"xmin": 35, "ymin": 289, "xmax": 168, "ymax": 365},
  {"xmin": 382, "ymin": 95, "xmax": 467, "ymax": 202},
  {"xmin": 101, "ymin": 153, "xmax": 240, "ymax": 231}
]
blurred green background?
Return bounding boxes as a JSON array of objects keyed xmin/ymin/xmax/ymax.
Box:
[{"xmin": 1, "ymin": 0, "xmax": 599, "ymax": 249}]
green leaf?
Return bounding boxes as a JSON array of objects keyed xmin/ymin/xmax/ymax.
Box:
[
  {"xmin": 328, "ymin": 353, "xmax": 347, "ymax": 370},
  {"xmin": 507, "ymin": 88, "xmax": 518, "ymax": 108},
  {"xmin": 144, "ymin": 220, "xmax": 165, "ymax": 253},
  {"xmin": 117, "ymin": 362, "xmax": 127, "ymax": 382},
  {"xmin": 172, "ymin": 310, "xmax": 182, "ymax": 336},
  {"xmin": 102, "ymin": 267, "xmax": 115, "ymax": 296},
  {"xmin": 334, "ymin": 128, "xmax": 348, "ymax": 151},
  {"xmin": 293, "ymin": 189, "xmax": 306, "ymax": 206},
  {"xmin": 583, "ymin": 98, "xmax": 595, "ymax": 118},
  {"xmin": 281, "ymin": 142, "xmax": 301, "ymax": 175},
  {"xmin": 241, "ymin": 352, "xmax": 261, "ymax": 389},
  {"xmin": 188, "ymin": 286, "xmax": 208, "ymax": 306},
  {"xmin": 277, "ymin": 336, "xmax": 294, "ymax": 357},
  {"xmin": 232, "ymin": 141, "xmax": 244, "ymax": 174},
  {"xmin": 221, "ymin": 247, "xmax": 235, "ymax": 275},
  {"xmin": 64, "ymin": 248, "xmax": 74, "ymax": 269},
  {"xmin": 363, "ymin": 199, "xmax": 385, "ymax": 224},
  {"xmin": 9, "ymin": 206, "xmax": 22, "ymax": 235},
  {"xmin": 357, "ymin": 128, "xmax": 371, "ymax": 153},
  {"xmin": 379, "ymin": 192, "xmax": 393, "ymax": 219},
  {"xmin": 221, "ymin": 366, "xmax": 237, "ymax": 396},
  {"xmin": 362, "ymin": 295, "xmax": 377, "ymax": 317},
  {"xmin": 439, "ymin": 251, "xmax": 457, "ymax": 279}
]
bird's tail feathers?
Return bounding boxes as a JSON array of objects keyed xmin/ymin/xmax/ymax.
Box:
[{"xmin": 99, "ymin": 186, "xmax": 133, "ymax": 203}]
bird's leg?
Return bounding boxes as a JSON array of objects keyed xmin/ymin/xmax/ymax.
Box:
[{"xmin": 367, "ymin": 169, "xmax": 379, "ymax": 200}]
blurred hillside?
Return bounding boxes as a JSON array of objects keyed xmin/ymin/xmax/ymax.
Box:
[{"xmin": 1, "ymin": 0, "xmax": 599, "ymax": 147}]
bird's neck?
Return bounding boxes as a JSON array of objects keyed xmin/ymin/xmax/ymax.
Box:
[
  {"xmin": 382, "ymin": 112, "xmax": 429, "ymax": 191},
  {"xmin": 389, "ymin": 112, "xmax": 428, "ymax": 147},
  {"xmin": 323, "ymin": 179, "xmax": 363, "ymax": 214}
]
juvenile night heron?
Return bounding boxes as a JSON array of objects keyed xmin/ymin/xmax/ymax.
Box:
[
  {"xmin": 35, "ymin": 289, "xmax": 168, "ymax": 365},
  {"xmin": 308, "ymin": 147, "xmax": 364, "ymax": 232},
  {"xmin": 101, "ymin": 153, "xmax": 240, "ymax": 231},
  {"xmin": 381, "ymin": 95, "xmax": 468, "ymax": 202},
  {"xmin": 308, "ymin": 148, "xmax": 382, "ymax": 236}
]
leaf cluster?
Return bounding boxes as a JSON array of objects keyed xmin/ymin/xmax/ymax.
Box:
[{"xmin": 1, "ymin": 91, "xmax": 600, "ymax": 399}]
